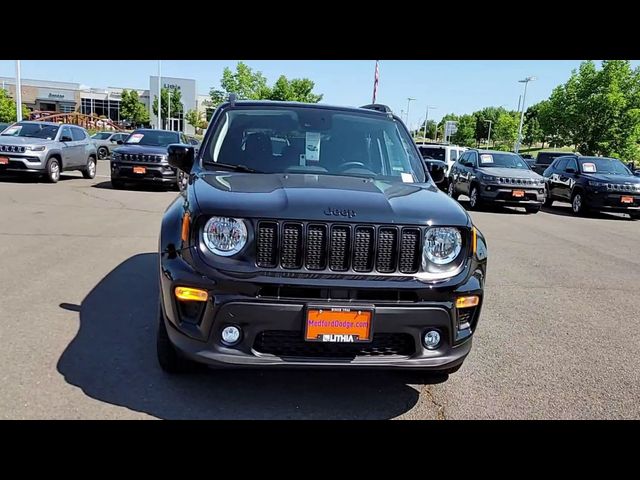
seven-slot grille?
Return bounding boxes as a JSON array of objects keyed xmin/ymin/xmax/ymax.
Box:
[
  {"xmin": 606, "ymin": 183, "xmax": 640, "ymax": 192},
  {"xmin": 122, "ymin": 153, "xmax": 165, "ymax": 163},
  {"xmin": 497, "ymin": 177, "xmax": 540, "ymax": 186},
  {"xmin": 256, "ymin": 221, "xmax": 423, "ymax": 274},
  {"xmin": 0, "ymin": 145, "xmax": 26, "ymax": 153}
]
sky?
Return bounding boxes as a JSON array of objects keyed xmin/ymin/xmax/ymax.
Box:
[{"xmin": 1, "ymin": 60, "xmax": 638, "ymax": 130}]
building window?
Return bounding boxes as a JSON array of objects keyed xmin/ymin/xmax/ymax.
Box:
[{"xmin": 81, "ymin": 98, "xmax": 121, "ymax": 121}]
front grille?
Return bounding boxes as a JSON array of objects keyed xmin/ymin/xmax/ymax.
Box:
[
  {"xmin": 122, "ymin": 153, "xmax": 164, "ymax": 163},
  {"xmin": 254, "ymin": 331, "xmax": 415, "ymax": 358},
  {"xmin": 0, "ymin": 145, "xmax": 26, "ymax": 153},
  {"xmin": 606, "ymin": 183, "xmax": 640, "ymax": 193},
  {"xmin": 256, "ymin": 221, "xmax": 423, "ymax": 275},
  {"xmin": 497, "ymin": 177, "xmax": 540, "ymax": 186}
]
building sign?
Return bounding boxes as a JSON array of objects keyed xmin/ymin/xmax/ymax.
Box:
[
  {"xmin": 164, "ymin": 83, "xmax": 181, "ymax": 90},
  {"xmin": 444, "ymin": 121, "xmax": 458, "ymax": 138},
  {"xmin": 36, "ymin": 88, "xmax": 75, "ymax": 102}
]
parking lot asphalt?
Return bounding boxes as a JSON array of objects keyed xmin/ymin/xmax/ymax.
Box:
[{"xmin": 1, "ymin": 162, "xmax": 639, "ymax": 419}]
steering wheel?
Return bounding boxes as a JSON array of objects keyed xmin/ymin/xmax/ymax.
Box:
[{"xmin": 338, "ymin": 161, "xmax": 367, "ymax": 170}]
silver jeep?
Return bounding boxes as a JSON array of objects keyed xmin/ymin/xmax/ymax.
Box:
[{"xmin": 0, "ymin": 121, "xmax": 98, "ymax": 183}]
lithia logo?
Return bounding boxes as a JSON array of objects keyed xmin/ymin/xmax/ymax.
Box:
[{"xmin": 324, "ymin": 207, "xmax": 356, "ymax": 218}]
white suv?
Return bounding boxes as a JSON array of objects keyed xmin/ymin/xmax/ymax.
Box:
[{"xmin": 417, "ymin": 143, "xmax": 467, "ymax": 177}]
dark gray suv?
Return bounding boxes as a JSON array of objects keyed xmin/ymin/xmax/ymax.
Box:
[{"xmin": 0, "ymin": 121, "xmax": 97, "ymax": 183}]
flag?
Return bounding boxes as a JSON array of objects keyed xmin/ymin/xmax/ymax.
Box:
[{"xmin": 372, "ymin": 60, "xmax": 379, "ymax": 104}]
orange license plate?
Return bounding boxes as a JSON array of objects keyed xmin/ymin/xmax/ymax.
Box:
[
  {"xmin": 621, "ymin": 196, "xmax": 634, "ymax": 204},
  {"xmin": 0, "ymin": 156, "xmax": 8, "ymax": 165},
  {"xmin": 305, "ymin": 307, "xmax": 372, "ymax": 342},
  {"xmin": 512, "ymin": 190, "xmax": 525, "ymax": 198},
  {"xmin": 133, "ymin": 166, "xmax": 146, "ymax": 174}
]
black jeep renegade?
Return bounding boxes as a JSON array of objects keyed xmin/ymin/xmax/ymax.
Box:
[{"xmin": 157, "ymin": 98, "xmax": 487, "ymax": 376}]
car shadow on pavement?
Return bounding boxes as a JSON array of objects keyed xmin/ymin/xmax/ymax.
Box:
[
  {"xmin": 92, "ymin": 181, "xmax": 176, "ymax": 193},
  {"xmin": 0, "ymin": 174, "xmax": 81, "ymax": 184},
  {"xmin": 57, "ymin": 253, "xmax": 440, "ymax": 419},
  {"xmin": 457, "ymin": 199, "xmax": 530, "ymax": 215},
  {"xmin": 541, "ymin": 204, "xmax": 635, "ymax": 220}
]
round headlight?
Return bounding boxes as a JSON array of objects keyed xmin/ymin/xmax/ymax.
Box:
[
  {"xmin": 203, "ymin": 216, "xmax": 248, "ymax": 256},
  {"xmin": 423, "ymin": 227, "xmax": 462, "ymax": 265}
]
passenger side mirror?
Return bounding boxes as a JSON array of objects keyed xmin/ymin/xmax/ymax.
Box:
[
  {"xmin": 61, "ymin": 135, "xmax": 72, "ymax": 142},
  {"xmin": 116, "ymin": 140, "xmax": 124, "ymax": 145},
  {"xmin": 565, "ymin": 168, "xmax": 577, "ymax": 174},
  {"xmin": 168, "ymin": 144, "xmax": 195, "ymax": 173}
]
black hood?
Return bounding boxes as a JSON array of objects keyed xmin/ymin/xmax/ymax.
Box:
[
  {"xmin": 193, "ymin": 172, "xmax": 471, "ymax": 227},
  {"xmin": 113, "ymin": 144, "xmax": 169, "ymax": 155},
  {"xmin": 583, "ymin": 173, "xmax": 640, "ymax": 184}
]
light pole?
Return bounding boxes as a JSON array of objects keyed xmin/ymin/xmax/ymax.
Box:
[
  {"xmin": 484, "ymin": 120, "xmax": 493, "ymax": 147},
  {"xmin": 157, "ymin": 60, "xmax": 162, "ymax": 129},
  {"xmin": 422, "ymin": 105, "xmax": 437, "ymax": 144},
  {"xmin": 15, "ymin": 60, "xmax": 22, "ymax": 122},
  {"xmin": 515, "ymin": 76, "xmax": 536, "ymax": 153},
  {"xmin": 406, "ymin": 97, "xmax": 415, "ymax": 128}
]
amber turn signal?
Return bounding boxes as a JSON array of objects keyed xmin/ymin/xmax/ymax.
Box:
[
  {"xmin": 181, "ymin": 212, "xmax": 191, "ymax": 243},
  {"xmin": 456, "ymin": 295, "xmax": 479, "ymax": 309},
  {"xmin": 472, "ymin": 226, "xmax": 477, "ymax": 254},
  {"xmin": 175, "ymin": 286, "xmax": 208, "ymax": 302}
]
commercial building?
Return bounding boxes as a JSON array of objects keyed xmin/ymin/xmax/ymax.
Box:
[{"xmin": 1, "ymin": 75, "xmax": 210, "ymax": 135}]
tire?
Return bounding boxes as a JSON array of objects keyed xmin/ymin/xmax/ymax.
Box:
[
  {"xmin": 525, "ymin": 206, "xmax": 540, "ymax": 214},
  {"xmin": 468, "ymin": 185, "xmax": 483, "ymax": 210},
  {"xmin": 82, "ymin": 156, "xmax": 96, "ymax": 179},
  {"xmin": 447, "ymin": 179, "xmax": 459, "ymax": 200},
  {"xmin": 97, "ymin": 147, "xmax": 109, "ymax": 160},
  {"xmin": 543, "ymin": 186, "xmax": 554, "ymax": 207},
  {"xmin": 111, "ymin": 178, "xmax": 125, "ymax": 189},
  {"xmin": 157, "ymin": 305, "xmax": 198, "ymax": 374},
  {"xmin": 571, "ymin": 190, "xmax": 588, "ymax": 216},
  {"xmin": 45, "ymin": 157, "xmax": 61, "ymax": 183},
  {"xmin": 629, "ymin": 212, "xmax": 640, "ymax": 220}
]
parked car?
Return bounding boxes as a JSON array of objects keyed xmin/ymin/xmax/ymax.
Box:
[
  {"xmin": 447, "ymin": 149, "xmax": 545, "ymax": 213},
  {"xmin": 531, "ymin": 151, "xmax": 572, "ymax": 175},
  {"xmin": 417, "ymin": 143, "xmax": 467, "ymax": 180},
  {"xmin": 0, "ymin": 121, "xmax": 97, "ymax": 183},
  {"xmin": 542, "ymin": 155, "xmax": 640, "ymax": 218},
  {"xmin": 91, "ymin": 131, "xmax": 130, "ymax": 160},
  {"xmin": 110, "ymin": 128, "xmax": 190, "ymax": 190},
  {"xmin": 156, "ymin": 99, "xmax": 487, "ymax": 376}
]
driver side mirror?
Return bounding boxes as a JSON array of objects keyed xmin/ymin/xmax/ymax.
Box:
[
  {"xmin": 168, "ymin": 144, "xmax": 195, "ymax": 173},
  {"xmin": 565, "ymin": 168, "xmax": 577, "ymax": 174},
  {"xmin": 61, "ymin": 135, "xmax": 72, "ymax": 142},
  {"xmin": 116, "ymin": 140, "xmax": 124, "ymax": 145}
]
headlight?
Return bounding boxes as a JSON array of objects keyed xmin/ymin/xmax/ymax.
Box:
[
  {"xmin": 26, "ymin": 145, "xmax": 46, "ymax": 152},
  {"xmin": 422, "ymin": 227, "xmax": 462, "ymax": 266},
  {"xmin": 482, "ymin": 174, "xmax": 496, "ymax": 182},
  {"xmin": 588, "ymin": 181, "xmax": 603, "ymax": 187},
  {"xmin": 203, "ymin": 216, "xmax": 248, "ymax": 256}
]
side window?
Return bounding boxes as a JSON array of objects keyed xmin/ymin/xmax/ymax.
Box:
[
  {"xmin": 71, "ymin": 127, "xmax": 86, "ymax": 141},
  {"xmin": 468, "ymin": 152, "xmax": 478, "ymax": 167},
  {"xmin": 555, "ymin": 158, "xmax": 568, "ymax": 171},
  {"xmin": 60, "ymin": 126, "xmax": 72, "ymax": 141},
  {"xmin": 457, "ymin": 152, "xmax": 468, "ymax": 165},
  {"xmin": 566, "ymin": 157, "xmax": 578, "ymax": 172},
  {"xmin": 450, "ymin": 149, "xmax": 458, "ymax": 162}
]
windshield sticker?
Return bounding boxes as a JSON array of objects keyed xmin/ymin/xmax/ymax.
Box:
[
  {"xmin": 401, "ymin": 172, "xmax": 414, "ymax": 183},
  {"xmin": 582, "ymin": 162, "xmax": 596, "ymax": 173},
  {"xmin": 128, "ymin": 133, "xmax": 144, "ymax": 144},
  {"xmin": 299, "ymin": 154, "xmax": 306, "ymax": 166},
  {"xmin": 305, "ymin": 132, "xmax": 321, "ymax": 162},
  {"xmin": 480, "ymin": 154, "xmax": 494, "ymax": 164},
  {"xmin": 3, "ymin": 127, "xmax": 19, "ymax": 135}
]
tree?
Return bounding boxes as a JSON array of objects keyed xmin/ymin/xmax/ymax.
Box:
[
  {"xmin": 185, "ymin": 109, "xmax": 206, "ymax": 134},
  {"xmin": 451, "ymin": 114, "xmax": 477, "ymax": 147},
  {"xmin": 120, "ymin": 89, "xmax": 149, "ymax": 126},
  {"xmin": 268, "ymin": 75, "xmax": 323, "ymax": 103},
  {"xmin": 474, "ymin": 106, "xmax": 508, "ymax": 145},
  {"xmin": 437, "ymin": 113, "xmax": 459, "ymax": 142},
  {"xmin": 220, "ymin": 62, "xmax": 270, "ymax": 100},
  {"xmin": 153, "ymin": 87, "xmax": 183, "ymax": 129},
  {"xmin": 523, "ymin": 103, "xmax": 544, "ymax": 148},
  {"xmin": 493, "ymin": 111, "xmax": 519, "ymax": 149},
  {"xmin": 0, "ymin": 89, "xmax": 30, "ymax": 123}
]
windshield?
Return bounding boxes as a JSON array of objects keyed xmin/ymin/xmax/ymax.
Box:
[
  {"xmin": 92, "ymin": 132, "xmax": 112, "ymax": 140},
  {"xmin": 478, "ymin": 152, "xmax": 529, "ymax": 169},
  {"xmin": 1, "ymin": 122, "xmax": 59, "ymax": 140},
  {"xmin": 125, "ymin": 130, "xmax": 180, "ymax": 147},
  {"xmin": 418, "ymin": 146, "xmax": 446, "ymax": 161},
  {"xmin": 203, "ymin": 106, "xmax": 426, "ymax": 182},
  {"xmin": 536, "ymin": 153, "xmax": 564, "ymax": 165},
  {"xmin": 579, "ymin": 158, "xmax": 632, "ymax": 175}
]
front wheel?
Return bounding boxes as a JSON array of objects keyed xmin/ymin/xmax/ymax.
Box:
[
  {"xmin": 447, "ymin": 180, "xmax": 459, "ymax": 200},
  {"xmin": 82, "ymin": 156, "xmax": 96, "ymax": 179},
  {"xmin": 543, "ymin": 187, "xmax": 554, "ymax": 207},
  {"xmin": 97, "ymin": 147, "xmax": 109, "ymax": 160},
  {"xmin": 468, "ymin": 186, "xmax": 482, "ymax": 210},
  {"xmin": 45, "ymin": 158, "xmax": 61, "ymax": 183},
  {"xmin": 157, "ymin": 305, "xmax": 199, "ymax": 374},
  {"xmin": 571, "ymin": 191, "xmax": 588, "ymax": 216}
]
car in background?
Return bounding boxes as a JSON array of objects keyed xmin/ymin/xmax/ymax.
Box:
[
  {"xmin": 531, "ymin": 151, "xmax": 572, "ymax": 175},
  {"xmin": 91, "ymin": 131, "xmax": 130, "ymax": 160},
  {"xmin": 448, "ymin": 149, "xmax": 545, "ymax": 213},
  {"xmin": 542, "ymin": 155, "xmax": 640, "ymax": 218},
  {"xmin": 0, "ymin": 121, "xmax": 97, "ymax": 183},
  {"xmin": 110, "ymin": 128, "xmax": 189, "ymax": 190},
  {"xmin": 417, "ymin": 143, "xmax": 467, "ymax": 190}
]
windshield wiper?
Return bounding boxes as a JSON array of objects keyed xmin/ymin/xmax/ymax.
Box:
[{"xmin": 204, "ymin": 162, "xmax": 263, "ymax": 173}]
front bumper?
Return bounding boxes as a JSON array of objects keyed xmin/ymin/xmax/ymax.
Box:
[
  {"xmin": 0, "ymin": 154, "xmax": 46, "ymax": 174},
  {"xmin": 159, "ymin": 252, "xmax": 484, "ymax": 371},
  {"xmin": 111, "ymin": 161, "xmax": 177, "ymax": 184},
  {"xmin": 479, "ymin": 184, "xmax": 545, "ymax": 206},
  {"xmin": 585, "ymin": 190, "xmax": 640, "ymax": 212}
]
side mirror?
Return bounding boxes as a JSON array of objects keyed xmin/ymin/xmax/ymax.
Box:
[
  {"xmin": 425, "ymin": 160, "xmax": 446, "ymax": 184},
  {"xmin": 565, "ymin": 168, "xmax": 577, "ymax": 174},
  {"xmin": 61, "ymin": 135, "xmax": 72, "ymax": 142},
  {"xmin": 116, "ymin": 140, "xmax": 124, "ymax": 145},
  {"xmin": 168, "ymin": 144, "xmax": 195, "ymax": 173}
]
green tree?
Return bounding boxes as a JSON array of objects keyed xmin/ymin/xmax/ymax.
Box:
[
  {"xmin": 451, "ymin": 114, "xmax": 477, "ymax": 147},
  {"xmin": 437, "ymin": 113, "xmax": 459, "ymax": 142},
  {"xmin": 153, "ymin": 87, "xmax": 183, "ymax": 129},
  {"xmin": 523, "ymin": 103, "xmax": 544, "ymax": 148},
  {"xmin": 268, "ymin": 75, "xmax": 323, "ymax": 103},
  {"xmin": 219, "ymin": 62, "xmax": 270, "ymax": 100},
  {"xmin": 493, "ymin": 111, "xmax": 519, "ymax": 149},
  {"xmin": 474, "ymin": 106, "xmax": 508, "ymax": 145},
  {"xmin": 0, "ymin": 89, "xmax": 30, "ymax": 123},
  {"xmin": 416, "ymin": 120, "xmax": 438, "ymax": 140},
  {"xmin": 185, "ymin": 109, "xmax": 206, "ymax": 133},
  {"xmin": 120, "ymin": 89, "xmax": 149, "ymax": 126}
]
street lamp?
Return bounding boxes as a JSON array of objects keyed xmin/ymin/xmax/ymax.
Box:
[
  {"xmin": 422, "ymin": 105, "xmax": 437, "ymax": 144},
  {"xmin": 406, "ymin": 97, "xmax": 415, "ymax": 128},
  {"xmin": 484, "ymin": 119, "xmax": 493, "ymax": 147},
  {"xmin": 157, "ymin": 60, "xmax": 162, "ymax": 129},
  {"xmin": 515, "ymin": 76, "xmax": 536, "ymax": 153},
  {"xmin": 15, "ymin": 60, "xmax": 22, "ymax": 122}
]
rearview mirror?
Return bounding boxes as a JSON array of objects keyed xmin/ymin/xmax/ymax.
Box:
[{"xmin": 168, "ymin": 144, "xmax": 195, "ymax": 173}]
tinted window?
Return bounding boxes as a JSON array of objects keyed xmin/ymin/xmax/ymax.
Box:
[
  {"xmin": 125, "ymin": 130, "xmax": 180, "ymax": 147},
  {"xmin": 555, "ymin": 158, "xmax": 568, "ymax": 171},
  {"xmin": 418, "ymin": 146, "xmax": 446, "ymax": 161},
  {"xmin": 468, "ymin": 152, "xmax": 478, "ymax": 167},
  {"xmin": 578, "ymin": 157, "xmax": 632, "ymax": 175},
  {"xmin": 92, "ymin": 132, "xmax": 111, "ymax": 140},
  {"xmin": 61, "ymin": 126, "xmax": 72, "ymax": 140},
  {"xmin": 204, "ymin": 106, "xmax": 425, "ymax": 182},
  {"xmin": 71, "ymin": 127, "xmax": 86, "ymax": 141},
  {"xmin": 536, "ymin": 152, "xmax": 566, "ymax": 166},
  {"xmin": 450, "ymin": 149, "xmax": 458, "ymax": 161},
  {"xmin": 458, "ymin": 152, "xmax": 468, "ymax": 164},
  {"xmin": 565, "ymin": 157, "xmax": 578, "ymax": 172},
  {"xmin": 476, "ymin": 152, "xmax": 528, "ymax": 169}
]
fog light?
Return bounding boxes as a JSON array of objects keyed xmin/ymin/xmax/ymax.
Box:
[
  {"xmin": 221, "ymin": 325, "xmax": 241, "ymax": 346},
  {"xmin": 423, "ymin": 330, "xmax": 441, "ymax": 350}
]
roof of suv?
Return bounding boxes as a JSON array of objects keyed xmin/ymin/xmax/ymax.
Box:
[{"xmin": 221, "ymin": 100, "xmax": 395, "ymax": 117}]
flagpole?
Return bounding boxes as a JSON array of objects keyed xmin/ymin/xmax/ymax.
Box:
[{"xmin": 372, "ymin": 60, "xmax": 379, "ymax": 104}]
